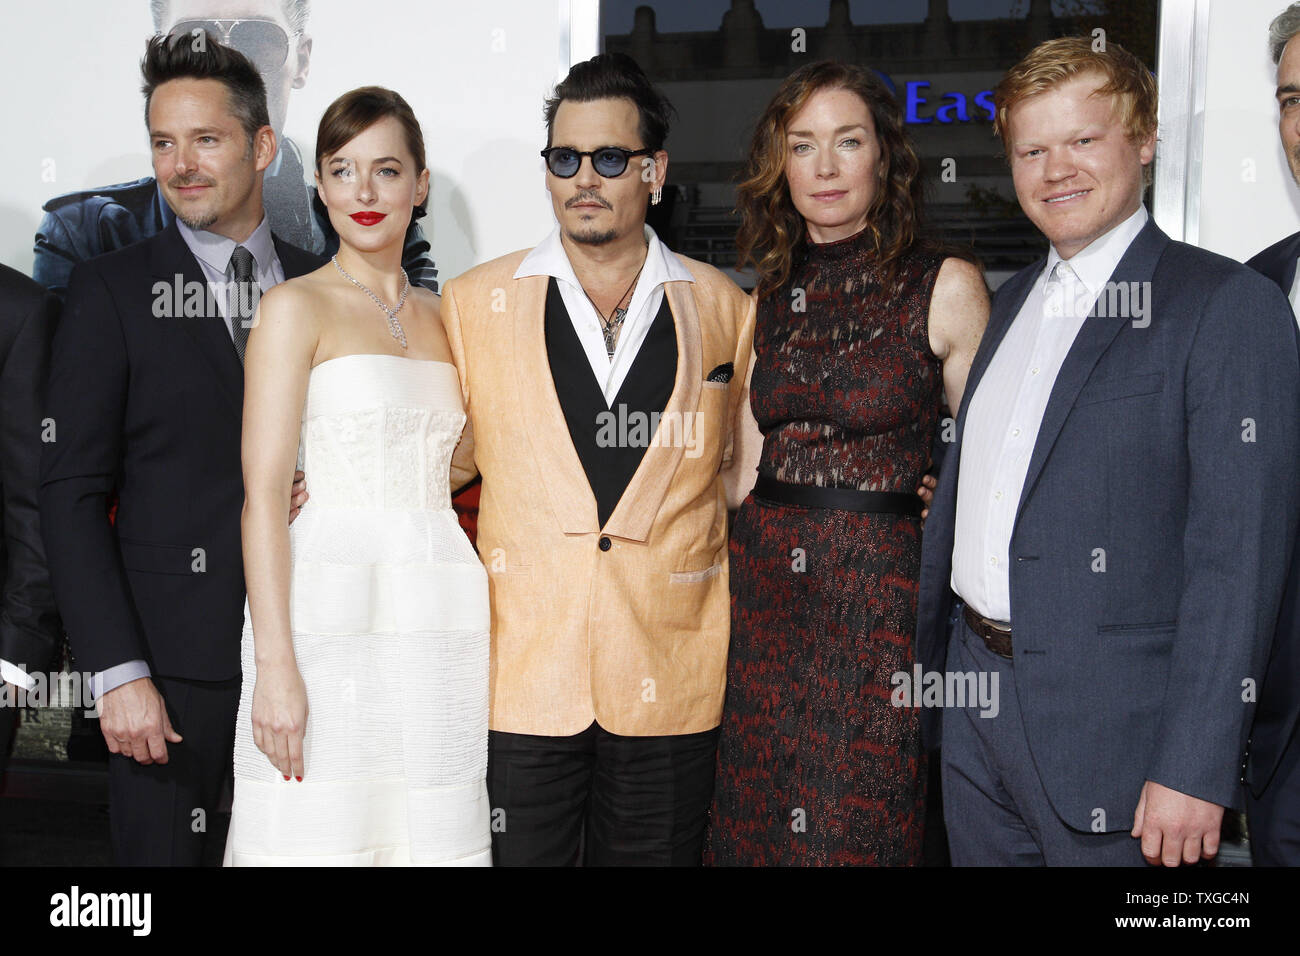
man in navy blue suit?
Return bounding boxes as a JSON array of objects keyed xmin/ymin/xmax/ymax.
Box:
[
  {"xmin": 917, "ymin": 36, "xmax": 1300, "ymax": 865},
  {"xmin": 1241, "ymin": 1, "xmax": 1300, "ymax": 868}
]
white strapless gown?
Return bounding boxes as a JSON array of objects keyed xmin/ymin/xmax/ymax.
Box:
[{"xmin": 223, "ymin": 354, "xmax": 491, "ymax": 866}]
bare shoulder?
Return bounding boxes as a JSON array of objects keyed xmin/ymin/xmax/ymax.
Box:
[
  {"xmin": 928, "ymin": 256, "xmax": 989, "ymax": 356},
  {"xmin": 408, "ymin": 286, "xmax": 453, "ymax": 362},
  {"xmin": 260, "ymin": 265, "xmax": 332, "ymax": 315},
  {"xmin": 253, "ymin": 270, "xmax": 330, "ymax": 339},
  {"xmin": 933, "ymin": 256, "xmax": 988, "ymax": 302}
]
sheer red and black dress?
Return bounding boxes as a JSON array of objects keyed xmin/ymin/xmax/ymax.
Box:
[{"xmin": 705, "ymin": 228, "xmax": 944, "ymax": 866}]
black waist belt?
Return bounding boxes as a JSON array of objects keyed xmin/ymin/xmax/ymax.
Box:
[{"xmin": 753, "ymin": 475, "xmax": 922, "ymax": 517}]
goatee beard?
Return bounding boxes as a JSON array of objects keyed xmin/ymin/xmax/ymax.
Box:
[
  {"xmin": 177, "ymin": 209, "xmax": 219, "ymax": 231},
  {"xmin": 566, "ymin": 226, "xmax": 618, "ymax": 246}
]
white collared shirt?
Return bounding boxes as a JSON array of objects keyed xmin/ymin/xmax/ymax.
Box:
[
  {"xmin": 951, "ymin": 204, "xmax": 1149, "ymax": 623},
  {"xmin": 514, "ymin": 224, "xmax": 694, "ymax": 404},
  {"xmin": 1288, "ymin": 260, "xmax": 1300, "ymax": 323},
  {"xmin": 176, "ymin": 212, "xmax": 285, "ymax": 340}
]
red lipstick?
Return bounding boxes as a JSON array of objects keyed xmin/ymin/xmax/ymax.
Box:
[{"xmin": 350, "ymin": 212, "xmax": 386, "ymax": 226}]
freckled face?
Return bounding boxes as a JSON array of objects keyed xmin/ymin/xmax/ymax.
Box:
[{"xmin": 1006, "ymin": 72, "xmax": 1154, "ymax": 258}]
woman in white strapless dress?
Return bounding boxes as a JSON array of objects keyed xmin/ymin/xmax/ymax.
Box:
[{"xmin": 224, "ymin": 88, "xmax": 490, "ymax": 866}]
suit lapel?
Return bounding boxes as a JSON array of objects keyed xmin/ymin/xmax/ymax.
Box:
[
  {"xmin": 514, "ymin": 274, "xmax": 601, "ymax": 533},
  {"xmin": 1013, "ymin": 220, "xmax": 1169, "ymax": 524},
  {"xmin": 152, "ymin": 221, "xmax": 243, "ymax": 416},
  {"xmin": 1275, "ymin": 234, "xmax": 1300, "ymax": 294},
  {"xmin": 602, "ymin": 279, "xmax": 702, "ymax": 543},
  {"xmin": 273, "ymin": 233, "xmax": 324, "ymax": 279}
]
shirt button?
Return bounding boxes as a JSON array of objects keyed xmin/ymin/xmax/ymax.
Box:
[
  {"xmin": 598, "ymin": 536, "xmax": 612, "ymax": 552},
  {"xmin": 994, "ymin": 491, "xmax": 1003, "ymax": 500},
  {"xmin": 989, "ymin": 556, "xmax": 997, "ymax": 566},
  {"xmin": 1031, "ymin": 367, "xmax": 1040, "ymax": 375},
  {"xmin": 1011, "ymin": 428, "xmax": 1021, "ymax": 437}
]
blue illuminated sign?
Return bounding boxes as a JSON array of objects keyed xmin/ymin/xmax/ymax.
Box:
[{"xmin": 872, "ymin": 72, "xmax": 996, "ymax": 125}]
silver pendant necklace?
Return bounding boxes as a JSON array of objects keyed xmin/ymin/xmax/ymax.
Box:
[
  {"xmin": 332, "ymin": 255, "xmax": 410, "ymax": 349},
  {"xmin": 581, "ymin": 251, "xmax": 646, "ymax": 360}
]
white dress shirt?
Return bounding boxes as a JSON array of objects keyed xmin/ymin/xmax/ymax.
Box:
[
  {"xmin": 1287, "ymin": 259, "xmax": 1300, "ymax": 324},
  {"xmin": 88, "ymin": 213, "xmax": 286, "ymax": 700},
  {"xmin": 177, "ymin": 213, "xmax": 285, "ymax": 336},
  {"xmin": 951, "ymin": 204, "xmax": 1149, "ymax": 622},
  {"xmin": 514, "ymin": 224, "xmax": 694, "ymax": 404}
]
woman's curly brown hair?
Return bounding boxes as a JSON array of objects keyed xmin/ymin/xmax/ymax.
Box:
[{"xmin": 737, "ymin": 61, "xmax": 931, "ymax": 299}]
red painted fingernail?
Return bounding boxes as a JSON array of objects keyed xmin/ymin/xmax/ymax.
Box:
[
  {"xmin": 283, "ymin": 774, "xmax": 290, "ymax": 780},
  {"xmin": 295, "ymin": 776, "xmax": 302, "ymax": 782}
]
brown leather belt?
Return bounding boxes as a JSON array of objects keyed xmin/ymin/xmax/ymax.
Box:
[{"xmin": 963, "ymin": 604, "xmax": 1013, "ymax": 659}]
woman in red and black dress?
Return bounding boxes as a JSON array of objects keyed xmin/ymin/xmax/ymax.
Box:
[{"xmin": 705, "ymin": 61, "xmax": 988, "ymax": 865}]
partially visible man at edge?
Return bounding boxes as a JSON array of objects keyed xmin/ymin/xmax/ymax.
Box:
[{"xmin": 1241, "ymin": 0, "xmax": 1300, "ymax": 869}]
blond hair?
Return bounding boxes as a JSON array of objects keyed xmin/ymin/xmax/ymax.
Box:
[{"xmin": 993, "ymin": 36, "xmax": 1158, "ymax": 148}]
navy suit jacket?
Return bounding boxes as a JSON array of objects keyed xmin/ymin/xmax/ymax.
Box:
[
  {"xmin": 39, "ymin": 222, "xmax": 323, "ymax": 681},
  {"xmin": 1244, "ymin": 231, "xmax": 1300, "ymax": 797},
  {"xmin": 916, "ymin": 218, "xmax": 1300, "ymax": 831}
]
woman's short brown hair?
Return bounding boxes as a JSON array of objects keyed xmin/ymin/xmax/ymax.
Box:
[
  {"xmin": 736, "ymin": 61, "xmax": 929, "ymax": 299},
  {"xmin": 993, "ymin": 36, "xmax": 1158, "ymax": 148},
  {"xmin": 315, "ymin": 86, "xmax": 428, "ymax": 213}
]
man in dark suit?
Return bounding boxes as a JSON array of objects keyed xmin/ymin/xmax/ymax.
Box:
[
  {"xmin": 39, "ymin": 33, "xmax": 322, "ymax": 865},
  {"xmin": 33, "ymin": 0, "xmax": 437, "ymax": 299},
  {"xmin": 0, "ymin": 265, "xmax": 63, "ymax": 767},
  {"xmin": 1241, "ymin": 1, "xmax": 1300, "ymax": 868},
  {"xmin": 917, "ymin": 36, "xmax": 1300, "ymax": 865}
]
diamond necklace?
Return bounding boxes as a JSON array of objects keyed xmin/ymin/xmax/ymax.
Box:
[{"xmin": 331, "ymin": 255, "xmax": 410, "ymax": 349}]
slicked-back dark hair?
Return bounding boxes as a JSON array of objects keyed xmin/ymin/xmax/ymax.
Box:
[
  {"xmin": 141, "ymin": 31, "xmax": 270, "ymax": 152},
  {"xmin": 543, "ymin": 53, "xmax": 674, "ymax": 150}
]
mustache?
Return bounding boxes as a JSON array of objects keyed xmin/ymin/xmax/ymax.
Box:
[
  {"xmin": 168, "ymin": 175, "xmax": 215, "ymax": 188},
  {"xmin": 565, "ymin": 190, "xmax": 611, "ymax": 210}
]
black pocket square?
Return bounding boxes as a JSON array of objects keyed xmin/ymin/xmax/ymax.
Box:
[{"xmin": 706, "ymin": 362, "xmax": 734, "ymax": 384}]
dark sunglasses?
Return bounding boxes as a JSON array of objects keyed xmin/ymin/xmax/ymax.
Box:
[
  {"xmin": 170, "ymin": 19, "xmax": 297, "ymax": 74},
  {"xmin": 541, "ymin": 146, "xmax": 654, "ymax": 178}
]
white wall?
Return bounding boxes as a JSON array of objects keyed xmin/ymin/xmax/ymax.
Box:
[
  {"xmin": 0, "ymin": 0, "xmax": 584, "ymax": 283},
  {"xmin": 1158, "ymin": 0, "xmax": 1300, "ymax": 261}
]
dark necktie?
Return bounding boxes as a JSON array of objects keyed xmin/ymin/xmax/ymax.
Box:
[{"xmin": 229, "ymin": 245, "xmax": 259, "ymax": 364}]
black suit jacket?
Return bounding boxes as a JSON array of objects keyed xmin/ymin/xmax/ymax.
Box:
[
  {"xmin": 0, "ymin": 264, "xmax": 62, "ymax": 674},
  {"xmin": 38, "ymin": 222, "xmax": 323, "ymax": 680},
  {"xmin": 1245, "ymin": 231, "xmax": 1300, "ymax": 796}
]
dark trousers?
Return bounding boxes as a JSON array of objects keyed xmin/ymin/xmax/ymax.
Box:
[
  {"xmin": 108, "ymin": 674, "xmax": 239, "ymax": 866},
  {"xmin": 487, "ymin": 720, "xmax": 719, "ymax": 866},
  {"xmin": 941, "ymin": 615, "xmax": 1147, "ymax": 865},
  {"xmin": 1247, "ymin": 728, "xmax": 1300, "ymax": 865}
]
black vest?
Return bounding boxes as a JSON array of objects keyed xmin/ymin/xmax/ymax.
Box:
[{"xmin": 545, "ymin": 277, "xmax": 678, "ymax": 527}]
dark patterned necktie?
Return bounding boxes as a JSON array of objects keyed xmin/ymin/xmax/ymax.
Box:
[{"xmin": 229, "ymin": 245, "xmax": 259, "ymax": 364}]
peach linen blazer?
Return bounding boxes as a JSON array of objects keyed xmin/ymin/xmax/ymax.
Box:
[{"xmin": 442, "ymin": 247, "xmax": 757, "ymax": 737}]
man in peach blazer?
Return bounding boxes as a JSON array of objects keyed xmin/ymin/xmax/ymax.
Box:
[{"xmin": 441, "ymin": 55, "xmax": 756, "ymax": 865}]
